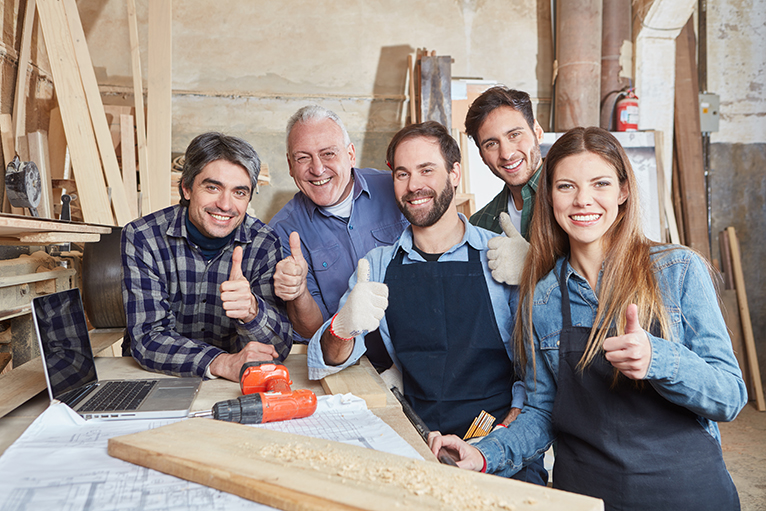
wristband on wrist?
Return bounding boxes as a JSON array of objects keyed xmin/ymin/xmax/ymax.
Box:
[
  {"xmin": 329, "ymin": 314, "xmax": 354, "ymax": 341},
  {"xmin": 480, "ymin": 452, "xmax": 487, "ymax": 473},
  {"xmin": 496, "ymin": 423, "xmax": 507, "ymax": 428}
]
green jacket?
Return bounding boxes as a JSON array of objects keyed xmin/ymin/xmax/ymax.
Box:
[{"xmin": 469, "ymin": 164, "xmax": 542, "ymax": 240}]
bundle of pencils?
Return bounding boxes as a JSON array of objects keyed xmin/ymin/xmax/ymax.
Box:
[{"xmin": 463, "ymin": 410, "xmax": 496, "ymax": 440}]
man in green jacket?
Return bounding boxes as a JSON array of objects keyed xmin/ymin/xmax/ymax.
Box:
[{"xmin": 465, "ymin": 87, "xmax": 545, "ymax": 240}]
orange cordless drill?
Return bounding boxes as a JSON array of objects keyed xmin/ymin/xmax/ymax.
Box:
[{"xmin": 191, "ymin": 360, "xmax": 317, "ymax": 424}]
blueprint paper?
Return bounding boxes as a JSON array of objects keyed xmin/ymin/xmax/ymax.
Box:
[{"xmin": 0, "ymin": 394, "xmax": 421, "ymax": 511}]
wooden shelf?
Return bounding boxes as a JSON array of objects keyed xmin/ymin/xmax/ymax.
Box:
[{"xmin": 0, "ymin": 213, "xmax": 111, "ymax": 244}]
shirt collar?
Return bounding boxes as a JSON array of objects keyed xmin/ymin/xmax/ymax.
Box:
[{"xmin": 395, "ymin": 213, "xmax": 481, "ymax": 262}]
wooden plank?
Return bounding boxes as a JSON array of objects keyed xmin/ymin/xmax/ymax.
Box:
[
  {"xmin": 673, "ymin": 17, "xmax": 709, "ymax": 260},
  {"xmin": 12, "ymin": 0, "xmax": 36, "ymax": 162},
  {"xmin": 47, "ymin": 107, "xmax": 68, "ymax": 181},
  {"xmin": 126, "ymin": 0, "xmax": 151, "ymax": 216},
  {"xmin": 26, "ymin": 131, "xmax": 55, "ymax": 219},
  {"xmin": 0, "ymin": 114, "xmax": 24, "ymax": 216},
  {"xmin": 36, "ymin": 0, "xmax": 113, "ymax": 225},
  {"xmin": 120, "ymin": 114, "xmax": 138, "ymax": 218},
  {"xmin": 719, "ymin": 228, "xmax": 734, "ymax": 290},
  {"xmin": 109, "ymin": 419, "xmax": 602, "ymax": 511},
  {"xmin": 321, "ymin": 357, "xmax": 388, "ymax": 409},
  {"xmin": 727, "ymin": 226, "xmax": 765, "ymax": 411},
  {"xmin": 62, "ymin": 0, "xmax": 133, "ymax": 226},
  {"xmin": 147, "ymin": 0, "xmax": 172, "ymax": 213},
  {"xmin": 419, "ymin": 55, "xmax": 452, "ymax": 132},
  {"xmin": 0, "ymin": 353, "xmax": 11, "ymax": 374},
  {"xmin": 103, "ymin": 105, "xmax": 132, "ymax": 150},
  {"xmin": 0, "ymin": 213, "xmax": 111, "ymax": 237},
  {"xmin": 720, "ymin": 289, "xmax": 752, "ymax": 399}
]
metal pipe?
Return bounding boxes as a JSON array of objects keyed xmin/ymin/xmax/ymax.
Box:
[
  {"xmin": 555, "ymin": 0, "xmax": 603, "ymax": 131},
  {"xmin": 600, "ymin": 0, "xmax": 632, "ymax": 130}
]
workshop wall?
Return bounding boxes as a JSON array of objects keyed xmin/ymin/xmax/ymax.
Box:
[
  {"xmin": 707, "ymin": 0, "xmax": 766, "ymax": 386},
  {"xmin": 77, "ymin": 0, "xmax": 553, "ymax": 222}
]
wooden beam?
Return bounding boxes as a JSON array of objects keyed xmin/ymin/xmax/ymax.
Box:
[
  {"xmin": 120, "ymin": 114, "xmax": 139, "ymax": 218},
  {"xmin": 147, "ymin": 0, "xmax": 172, "ymax": 213},
  {"xmin": 12, "ymin": 0, "xmax": 36, "ymax": 162},
  {"xmin": 320, "ymin": 357, "xmax": 388, "ymax": 409},
  {"xmin": 126, "ymin": 0, "xmax": 151, "ymax": 216},
  {"xmin": 727, "ymin": 226, "xmax": 765, "ymax": 411},
  {"xmin": 26, "ymin": 131, "xmax": 54, "ymax": 219},
  {"xmin": 36, "ymin": 0, "xmax": 113, "ymax": 225},
  {"xmin": 62, "ymin": 0, "xmax": 133, "ymax": 226},
  {"xmin": 673, "ymin": 17, "xmax": 710, "ymax": 260}
]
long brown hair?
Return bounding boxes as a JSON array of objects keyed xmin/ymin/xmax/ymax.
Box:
[{"xmin": 514, "ymin": 127, "xmax": 671, "ymax": 375}]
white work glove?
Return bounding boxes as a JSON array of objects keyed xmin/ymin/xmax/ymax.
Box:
[
  {"xmin": 487, "ymin": 212, "xmax": 530, "ymax": 286},
  {"xmin": 330, "ymin": 258, "xmax": 388, "ymax": 340}
]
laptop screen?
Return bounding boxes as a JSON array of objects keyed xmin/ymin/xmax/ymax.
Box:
[{"xmin": 32, "ymin": 289, "xmax": 98, "ymax": 401}]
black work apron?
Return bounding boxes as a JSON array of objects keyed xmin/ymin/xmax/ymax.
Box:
[
  {"xmin": 384, "ymin": 247, "xmax": 514, "ymax": 438},
  {"xmin": 551, "ymin": 262, "xmax": 739, "ymax": 511}
]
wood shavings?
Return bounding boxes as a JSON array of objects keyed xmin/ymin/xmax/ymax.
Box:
[{"xmin": 258, "ymin": 441, "xmax": 519, "ymax": 510}]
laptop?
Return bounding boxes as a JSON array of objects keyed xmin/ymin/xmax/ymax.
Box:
[{"xmin": 33, "ymin": 288, "xmax": 202, "ymax": 420}]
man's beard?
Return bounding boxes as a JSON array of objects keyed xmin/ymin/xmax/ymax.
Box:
[{"xmin": 397, "ymin": 176, "xmax": 454, "ymax": 228}]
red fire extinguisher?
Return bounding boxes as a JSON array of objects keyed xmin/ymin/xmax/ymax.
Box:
[{"xmin": 615, "ymin": 89, "xmax": 639, "ymax": 131}]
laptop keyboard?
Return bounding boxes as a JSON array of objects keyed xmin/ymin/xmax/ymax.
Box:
[{"xmin": 79, "ymin": 380, "xmax": 159, "ymax": 412}]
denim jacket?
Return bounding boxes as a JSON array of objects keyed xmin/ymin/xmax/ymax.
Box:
[{"xmin": 477, "ymin": 246, "xmax": 747, "ymax": 477}]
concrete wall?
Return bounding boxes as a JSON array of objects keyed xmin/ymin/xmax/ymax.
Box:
[
  {"xmin": 79, "ymin": 0, "xmax": 553, "ymax": 221},
  {"xmin": 707, "ymin": 0, "xmax": 766, "ymax": 388}
]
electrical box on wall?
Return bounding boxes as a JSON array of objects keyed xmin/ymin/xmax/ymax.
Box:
[{"xmin": 699, "ymin": 93, "xmax": 720, "ymax": 133}]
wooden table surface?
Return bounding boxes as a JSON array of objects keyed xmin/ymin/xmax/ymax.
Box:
[{"xmin": 0, "ymin": 353, "xmax": 436, "ymax": 462}]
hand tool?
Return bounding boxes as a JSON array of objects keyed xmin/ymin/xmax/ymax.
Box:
[
  {"xmin": 190, "ymin": 390, "xmax": 317, "ymax": 424},
  {"xmin": 390, "ymin": 387, "xmax": 458, "ymax": 466}
]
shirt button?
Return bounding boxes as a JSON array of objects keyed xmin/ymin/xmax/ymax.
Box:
[
  {"xmin": 322, "ymin": 262, "xmax": 328, "ymax": 268},
  {"xmin": 557, "ymin": 341, "xmax": 560, "ymax": 346},
  {"xmin": 349, "ymin": 225, "xmax": 354, "ymax": 230}
]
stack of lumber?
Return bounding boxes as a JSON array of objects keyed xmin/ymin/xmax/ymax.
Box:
[{"xmin": 2, "ymin": 0, "xmax": 175, "ymax": 225}]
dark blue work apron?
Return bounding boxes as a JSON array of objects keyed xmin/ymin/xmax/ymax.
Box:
[
  {"xmin": 384, "ymin": 246, "xmax": 513, "ymax": 437},
  {"xmin": 551, "ymin": 261, "xmax": 740, "ymax": 510}
]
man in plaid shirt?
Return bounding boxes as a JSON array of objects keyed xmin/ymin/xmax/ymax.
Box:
[{"xmin": 121, "ymin": 132, "xmax": 292, "ymax": 381}]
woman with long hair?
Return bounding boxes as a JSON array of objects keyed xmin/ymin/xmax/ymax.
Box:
[{"xmin": 431, "ymin": 127, "xmax": 746, "ymax": 510}]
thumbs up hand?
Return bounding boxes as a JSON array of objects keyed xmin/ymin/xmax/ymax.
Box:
[
  {"xmin": 274, "ymin": 232, "xmax": 310, "ymax": 302},
  {"xmin": 603, "ymin": 304, "xmax": 652, "ymax": 379},
  {"xmin": 487, "ymin": 212, "xmax": 529, "ymax": 286},
  {"xmin": 220, "ymin": 245, "xmax": 259, "ymax": 323},
  {"xmin": 330, "ymin": 258, "xmax": 388, "ymax": 340}
]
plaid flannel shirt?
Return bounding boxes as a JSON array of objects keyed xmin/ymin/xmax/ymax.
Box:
[{"xmin": 121, "ymin": 205, "xmax": 292, "ymax": 378}]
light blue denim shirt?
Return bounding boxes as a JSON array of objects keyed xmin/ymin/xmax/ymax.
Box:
[
  {"xmin": 307, "ymin": 214, "xmax": 526, "ymax": 409},
  {"xmin": 477, "ymin": 246, "xmax": 747, "ymax": 477}
]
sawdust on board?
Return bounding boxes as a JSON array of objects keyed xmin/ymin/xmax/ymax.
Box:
[{"xmin": 256, "ymin": 441, "xmax": 539, "ymax": 510}]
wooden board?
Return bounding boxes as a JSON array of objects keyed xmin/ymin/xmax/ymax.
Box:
[
  {"xmin": 720, "ymin": 289, "xmax": 752, "ymax": 398},
  {"xmin": 120, "ymin": 114, "xmax": 138, "ymax": 218},
  {"xmin": 0, "ymin": 114, "xmax": 24, "ymax": 216},
  {"xmin": 12, "ymin": 0, "xmax": 36, "ymax": 162},
  {"xmin": 109, "ymin": 419, "xmax": 601, "ymax": 511},
  {"xmin": 673, "ymin": 18, "xmax": 710, "ymax": 260},
  {"xmin": 419, "ymin": 55, "xmax": 452, "ymax": 132},
  {"xmin": 727, "ymin": 226, "xmax": 765, "ymax": 410},
  {"xmin": 62, "ymin": 0, "xmax": 133, "ymax": 226},
  {"xmin": 37, "ymin": 0, "xmax": 113, "ymax": 225},
  {"xmin": 126, "ymin": 0, "xmax": 150, "ymax": 216},
  {"xmin": 26, "ymin": 131, "xmax": 55, "ymax": 219},
  {"xmin": 321, "ymin": 356, "xmax": 389, "ymax": 409},
  {"xmin": 146, "ymin": 0, "xmax": 173, "ymax": 213}
]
